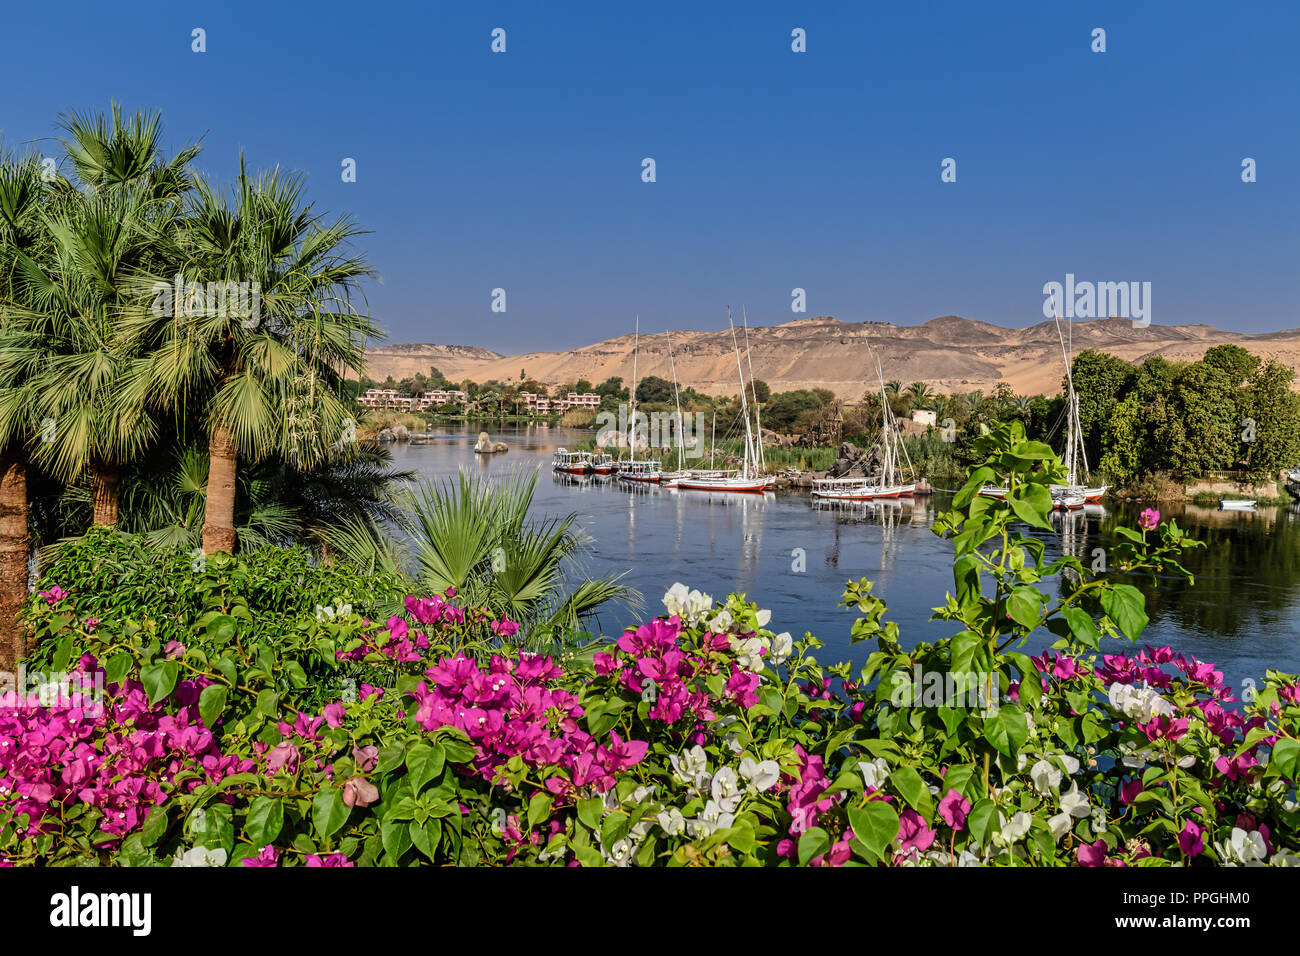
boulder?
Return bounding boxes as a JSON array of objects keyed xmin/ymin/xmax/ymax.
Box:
[
  {"xmin": 474, "ymin": 431, "xmax": 508, "ymax": 454},
  {"xmin": 377, "ymin": 428, "xmax": 395, "ymax": 443},
  {"xmin": 390, "ymin": 423, "xmax": 410, "ymax": 442}
]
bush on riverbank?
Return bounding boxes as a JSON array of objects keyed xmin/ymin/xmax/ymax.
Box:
[{"xmin": 3, "ymin": 422, "xmax": 1297, "ymax": 867}]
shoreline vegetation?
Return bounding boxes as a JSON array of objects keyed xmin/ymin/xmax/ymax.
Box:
[{"xmin": 4, "ymin": 419, "xmax": 1298, "ymax": 868}]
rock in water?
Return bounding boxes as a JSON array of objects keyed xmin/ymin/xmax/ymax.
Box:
[
  {"xmin": 474, "ymin": 431, "xmax": 508, "ymax": 454},
  {"xmin": 391, "ymin": 423, "xmax": 410, "ymax": 442}
]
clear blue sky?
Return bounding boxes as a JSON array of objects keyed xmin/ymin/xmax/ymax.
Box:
[{"xmin": 2, "ymin": 1, "xmax": 1296, "ymax": 351}]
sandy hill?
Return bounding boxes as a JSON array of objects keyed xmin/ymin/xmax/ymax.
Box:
[{"xmin": 364, "ymin": 316, "xmax": 1300, "ymax": 400}]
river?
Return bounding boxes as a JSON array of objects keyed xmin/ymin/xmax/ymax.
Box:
[{"xmin": 387, "ymin": 424, "xmax": 1300, "ymax": 694}]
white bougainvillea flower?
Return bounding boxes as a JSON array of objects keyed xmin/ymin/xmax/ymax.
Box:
[
  {"xmin": 769, "ymin": 632, "xmax": 793, "ymax": 665},
  {"xmin": 662, "ymin": 583, "xmax": 713, "ymax": 625},
  {"xmin": 657, "ymin": 807, "xmax": 686, "ymax": 836},
  {"xmin": 1091, "ymin": 807, "xmax": 1108, "ymax": 835},
  {"xmin": 755, "ymin": 608, "xmax": 772, "ymax": 628},
  {"xmin": 1216, "ymin": 827, "xmax": 1267, "ymax": 866},
  {"xmin": 1048, "ymin": 812, "xmax": 1072, "ymax": 841},
  {"xmin": 858, "ymin": 757, "xmax": 890, "ymax": 790},
  {"xmin": 709, "ymin": 608, "xmax": 735, "ymax": 633},
  {"xmin": 994, "ymin": 811, "xmax": 1032, "ymax": 846},
  {"xmin": 601, "ymin": 838, "xmax": 635, "ymax": 866},
  {"xmin": 173, "ymin": 846, "xmax": 227, "ymax": 867},
  {"xmin": 1108, "ymin": 682, "xmax": 1174, "ymax": 722},
  {"xmin": 688, "ymin": 800, "xmax": 735, "ymax": 837},
  {"xmin": 957, "ymin": 850, "xmax": 984, "ymax": 867},
  {"xmin": 1271, "ymin": 849, "xmax": 1299, "ymax": 867},
  {"xmin": 1058, "ymin": 782, "xmax": 1091, "ymax": 819},
  {"xmin": 711, "ymin": 766, "xmax": 742, "ymax": 813},
  {"xmin": 1030, "ymin": 758, "xmax": 1061, "ymax": 795},
  {"xmin": 733, "ymin": 636, "xmax": 768, "ymax": 672},
  {"xmin": 739, "ymin": 757, "xmax": 780, "ymax": 793},
  {"xmin": 669, "ymin": 745, "xmax": 707, "ymax": 786}
]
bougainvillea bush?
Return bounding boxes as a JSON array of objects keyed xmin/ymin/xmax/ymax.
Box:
[{"xmin": 2, "ymin": 421, "xmax": 1297, "ymax": 866}]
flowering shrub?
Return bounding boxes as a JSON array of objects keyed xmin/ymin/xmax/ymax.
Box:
[{"xmin": 1, "ymin": 421, "xmax": 1297, "ymax": 866}]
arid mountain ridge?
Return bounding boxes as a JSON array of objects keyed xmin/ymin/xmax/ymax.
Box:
[{"xmin": 364, "ymin": 316, "xmax": 1300, "ymax": 400}]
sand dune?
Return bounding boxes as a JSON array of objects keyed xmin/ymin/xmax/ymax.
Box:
[{"xmin": 364, "ymin": 316, "xmax": 1300, "ymax": 400}]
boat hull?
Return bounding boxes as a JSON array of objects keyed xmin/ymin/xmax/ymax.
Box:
[{"xmin": 675, "ymin": 476, "xmax": 768, "ymax": 493}]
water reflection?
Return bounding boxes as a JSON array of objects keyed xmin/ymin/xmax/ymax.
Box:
[{"xmin": 390, "ymin": 425, "xmax": 1300, "ymax": 687}]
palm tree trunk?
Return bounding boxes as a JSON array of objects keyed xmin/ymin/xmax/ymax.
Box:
[
  {"xmin": 202, "ymin": 423, "xmax": 238, "ymax": 554},
  {"xmin": 0, "ymin": 451, "xmax": 29, "ymax": 670},
  {"xmin": 90, "ymin": 461, "xmax": 121, "ymax": 526}
]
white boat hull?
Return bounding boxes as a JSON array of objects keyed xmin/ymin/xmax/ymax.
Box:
[
  {"xmin": 675, "ymin": 475, "xmax": 768, "ymax": 494},
  {"xmin": 1051, "ymin": 483, "xmax": 1108, "ymax": 502},
  {"xmin": 1220, "ymin": 500, "xmax": 1257, "ymax": 511}
]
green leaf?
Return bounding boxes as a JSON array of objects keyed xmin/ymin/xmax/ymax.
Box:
[
  {"xmin": 140, "ymin": 662, "xmax": 179, "ymax": 705},
  {"xmin": 527, "ymin": 792, "xmax": 554, "ymax": 829},
  {"xmin": 889, "ymin": 765, "xmax": 933, "ymax": 818},
  {"xmin": 1008, "ymin": 484, "xmax": 1052, "ymax": 529},
  {"xmin": 381, "ymin": 819, "xmax": 412, "ymax": 860},
  {"xmin": 256, "ymin": 688, "xmax": 279, "ymax": 718},
  {"xmin": 797, "ymin": 827, "xmax": 831, "ymax": 866},
  {"xmin": 198, "ymin": 684, "xmax": 228, "ymax": 729},
  {"xmin": 984, "ymin": 705, "xmax": 1029, "ymax": 758},
  {"xmin": 577, "ymin": 797, "xmax": 603, "ymax": 830},
  {"xmin": 846, "ymin": 800, "xmax": 899, "ymax": 862},
  {"xmin": 245, "ymin": 797, "xmax": 284, "ymax": 847},
  {"xmin": 1270, "ymin": 738, "xmax": 1300, "ymax": 781},
  {"xmin": 1100, "ymin": 584, "xmax": 1148, "ymax": 641},
  {"xmin": 967, "ymin": 798, "xmax": 998, "ymax": 846},
  {"xmin": 312, "ymin": 787, "xmax": 350, "ymax": 839},
  {"xmin": 1006, "ymin": 587, "xmax": 1043, "ymax": 630},
  {"xmin": 104, "ymin": 652, "xmax": 133, "ymax": 687},
  {"xmin": 139, "ymin": 806, "xmax": 169, "ymax": 847},
  {"xmin": 405, "ymin": 743, "xmax": 445, "ymax": 791}
]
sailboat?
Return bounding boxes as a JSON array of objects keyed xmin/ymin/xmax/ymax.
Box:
[
  {"xmin": 658, "ymin": 330, "xmax": 733, "ymax": 487},
  {"xmin": 812, "ymin": 354, "xmax": 916, "ymax": 501},
  {"xmin": 1050, "ymin": 303, "xmax": 1108, "ymax": 508},
  {"xmin": 617, "ymin": 316, "xmax": 662, "ymax": 483},
  {"xmin": 741, "ymin": 308, "xmax": 777, "ymax": 490},
  {"xmin": 674, "ymin": 309, "xmax": 768, "ymax": 494}
]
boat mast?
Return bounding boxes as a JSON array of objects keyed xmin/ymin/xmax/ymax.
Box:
[
  {"xmin": 629, "ymin": 315, "xmax": 639, "ymax": 465},
  {"xmin": 1051, "ymin": 296, "xmax": 1078, "ymax": 484},
  {"xmin": 741, "ymin": 306, "xmax": 765, "ymax": 474},
  {"xmin": 665, "ymin": 329, "xmax": 684, "ymax": 471},
  {"xmin": 729, "ymin": 307, "xmax": 755, "ymax": 479},
  {"xmin": 874, "ymin": 354, "xmax": 894, "ymax": 485}
]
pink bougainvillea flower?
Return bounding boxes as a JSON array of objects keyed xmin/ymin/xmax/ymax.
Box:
[
  {"xmin": 1138, "ymin": 508, "xmax": 1160, "ymax": 531},
  {"xmin": 359, "ymin": 684, "xmax": 384, "ymax": 702},
  {"xmin": 38, "ymin": 585, "xmax": 66, "ymax": 606},
  {"xmin": 322, "ymin": 702, "xmax": 346, "ymax": 728},
  {"xmin": 938, "ymin": 789, "xmax": 971, "ymax": 830},
  {"xmin": 490, "ymin": 619, "xmax": 521, "ymax": 638},
  {"xmin": 242, "ymin": 845, "xmax": 280, "ymax": 867},
  {"xmin": 352, "ymin": 745, "xmax": 379, "ymax": 772},
  {"xmin": 895, "ymin": 809, "xmax": 935, "ymax": 856},
  {"xmin": 342, "ymin": 775, "xmax": 379, "ymax": 808},
  {"xmin": 266, "ymin": 741, "xmax": 301, "ymax": 775},
  {"xmin": 1177, "ymin": 821, "xmax": 1203, "ymax": 857},
  {"xmin": 1119, "ymin": 779, "xmax": 1144, "ymax": 806},
  {"xmin": 163, "ymin": 641, "xmax": 186, "ymax": 660},
  {"xmin": 306, "ymin": 853, "xmax": 354, "ymax": 867},
  {"xmin": 1077, "ymin": 839, "xmax": 1108, "ymax": 867}
]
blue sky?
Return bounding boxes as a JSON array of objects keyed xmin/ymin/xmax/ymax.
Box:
[{"xmin": 2, "ymin": 1, "xmax": 1296, "ymax": 352}]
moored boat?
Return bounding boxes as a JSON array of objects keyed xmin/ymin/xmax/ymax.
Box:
[
  {"xmin": 1220, "ymin": 499, "xmax": 1257, "ymax": 511},
  {"xmin": 552, "ymin": 449, "xmax": 592, "ymax": 474}
]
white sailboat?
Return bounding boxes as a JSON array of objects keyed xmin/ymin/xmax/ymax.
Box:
[
  {"xmin": 617, "ymin": 316, "xmax": 661, "ymax": 483},
  {"xmin": 812, "ymin": 354, "xmax": 916, "ymax": 501},
  {"xmin": 741, "ymin": 307, "xmax": 776, "ymax": 490},
  {"xmin": 659, "ymin": 329, "xmax": 733, "ymax": 487},
  {"xmin": 674, "ymin": 309, "xmax": 768, "ymax": 494},
  {"xmin": 1050, "ymin": 302, "xmax": 1108, "ymax": 507}
]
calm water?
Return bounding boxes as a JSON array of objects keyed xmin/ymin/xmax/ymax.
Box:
[{"xmin": 389, "ymin": 425, "xmax": 1300, "ymax": 692}]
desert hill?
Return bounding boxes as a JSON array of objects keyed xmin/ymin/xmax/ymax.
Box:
[{"xmin": 363, "ymin": 316, "xmax": 1300, "ymax": 400}]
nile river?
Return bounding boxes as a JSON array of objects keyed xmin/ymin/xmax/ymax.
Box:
[{"xmin": 388, "ymin": 424, "xmax": 1300, "ymax": 694}]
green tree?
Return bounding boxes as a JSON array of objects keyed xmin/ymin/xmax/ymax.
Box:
[
  {"xmin": 1071, "ymin": 350, "xmax": 1136, "ymax": 468},
  {"xmin": 123, "ymin": 163, "xmax": 378, "ymax": 554}
]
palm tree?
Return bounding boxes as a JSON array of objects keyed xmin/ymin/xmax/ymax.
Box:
[
  {"xmin": 10, "ymin": 107, "xmax": 199, "ymax": 528},
  {"xmin": 0, "ymin": 147, "xmax": 49, "ymax": 665},
  {"xmin": 906, "ymin": 381, "xmax": 934, "ymax": 408},
  {"xmin": 123, "ymin": 162, "xmax": 378, "ymax": 553},
  {"xmin": 884, "ymin": 380, "xmax": 903, "ymax": 396},
  {"xmin": 403, "ymin": 468, "xmax": 638, "ymax": 645}
]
